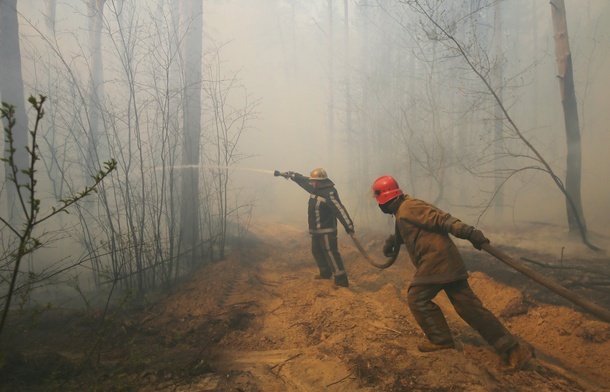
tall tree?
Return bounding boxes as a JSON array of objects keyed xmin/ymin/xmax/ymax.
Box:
[
  {"xmin": 493, "ymin": 1, "xmax": 505, "ymax": 222},
  {"xmin": 44, "ymin": 0, "xmax": 56, "ymax": 30},
  {"xmin": 326, "ymin": 0, "xmax": 335, "ymax": 161},
  {"xmin": 400, "ymin": 0, "xmax": 600, "ymax": 251},
  {"xmin": 179, "ymin": 0, "xmax": 203, "ymax": 267},
  {"xmin": 42, "ymin": 0, "xmax": 64, "ymax": 199},
  {"xmin": 87, "ymin": 0, "xmax": 106, "ymax": 172},
  {"xmin": 0, "ymin": 0, "xmax": 29, "ymax": 222},
  {"xmin": 343, "ymin": 0, "xmax": 354, "ymax": 183},
  {"xmin": 550, "ymin": 0, "xmax": 586, "ymax": 236}
]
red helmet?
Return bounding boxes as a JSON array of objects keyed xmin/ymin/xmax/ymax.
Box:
[{"xmin": 372, "ymin": 176, "xmax": 403, "ymax": 204}]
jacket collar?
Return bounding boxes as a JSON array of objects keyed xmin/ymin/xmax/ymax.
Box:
[{"xmin": 387, "ymin": 194, "xmax": 405, "ymax": 215}]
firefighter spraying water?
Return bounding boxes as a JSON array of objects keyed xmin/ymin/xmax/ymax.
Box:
[{"xmin": 274, "ymin": 168, "xmax": 353, "ymax": 288}]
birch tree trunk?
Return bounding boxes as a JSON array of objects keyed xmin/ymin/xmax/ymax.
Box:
[
  {"xmin": 550, "ymin": 0, "xmax": 586, "ymax": 235},
  {"xmin": 0, "ymin": 0, "xmax": 29, "ymax": 223}
]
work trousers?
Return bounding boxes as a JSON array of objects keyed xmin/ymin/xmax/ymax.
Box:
[
  {"xmin": 311, "ymin": 232, "xmax": 349, "ymax": 286},
  {"xmin": 408, "ymin": 279, "xmax": 517, "ymax": 355}
]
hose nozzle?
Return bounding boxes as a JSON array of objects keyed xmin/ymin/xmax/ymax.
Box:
[{"xmin": 274, "ymin": 170, "xmax": 293, "ymax": 179}]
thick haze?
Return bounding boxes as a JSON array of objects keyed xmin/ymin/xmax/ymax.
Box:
[
  {"xmin": 2, "ymin": 0, "xmax": 610, "ymax": 305},
  {"xmin": 207, "ymin": 0, "xmax": 610, "ymax": 237},
  {"xmin": 6, "ymin": 0, "xmax": 610, "ymax": 229}
]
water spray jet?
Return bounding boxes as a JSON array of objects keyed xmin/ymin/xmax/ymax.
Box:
[{"xmin": 158, "ymin": 164, "xmax": 275, "ymax": 175}]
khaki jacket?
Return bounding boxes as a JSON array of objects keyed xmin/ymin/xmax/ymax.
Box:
[{"xmin": 392, "ymin": 195, "xmax": 468, "ymax": 285}]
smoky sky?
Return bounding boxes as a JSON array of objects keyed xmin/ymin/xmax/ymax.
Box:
[{"xmin": 6, "ymin": 0, "xmax": 610, "ymax": 237}]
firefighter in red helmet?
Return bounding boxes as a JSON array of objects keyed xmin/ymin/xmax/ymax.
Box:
[
  {"xmin": 371, "ymin": 175, "xmax": 533, "ymax": 372},
  {"xmin": 275, "ymin": 168, "xmax": 354, "ymax": 288}
]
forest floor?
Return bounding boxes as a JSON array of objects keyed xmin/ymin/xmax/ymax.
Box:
[{"xmin": 2, "ymin": 216, "xmax": 610, "ymax": 391}]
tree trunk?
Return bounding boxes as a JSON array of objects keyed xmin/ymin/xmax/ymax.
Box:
[
  {"xmin": 44, "ymin": 0, "xmax": 56, "ymax": 30},
  {"xmin": 327, "ymin": 0, "xmax": 335, "ymax": 163},
  {"xmin": 493, "ymin": 1, "xmax": 504, "ymax": 223},
  {"xmin": 0, "ymin": 0, "xmax": 29, "ymax": 223},
  {"xmin": 550, "ymin": 0, "xmax": 586, "ymax": 235},
  {"xmin": 344, "ymin": 0, "xmax": 353, "ymax": 182},
  {"xmin": 87, "ymin": 0, "xmax": 106, "ymax": 172},
  {"xmin": 179, "ymin": 0, "xmax": 202, "ymax": 268}
]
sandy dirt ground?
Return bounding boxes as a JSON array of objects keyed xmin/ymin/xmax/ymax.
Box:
[{"xmin": 2, "ymin": 216, "xmax": 610, "ymax": 391}]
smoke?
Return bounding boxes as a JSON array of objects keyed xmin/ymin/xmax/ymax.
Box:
[
  {"xmin": 159, "ymin": 164, "xmax": 275, "ymax": 175},
  {"xmin": 4, "ymin": 0, "xmax": 610, "ymax": 312}
]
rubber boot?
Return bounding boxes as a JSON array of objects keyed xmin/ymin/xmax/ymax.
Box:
[
  {"xmin": 333, "ymin": 275, "xmax": 348, "ymax": 288},
  {"xmin": 417, "ymin": 341, "xmax": 455, "ymax": 352},
  {"xmin": 502, "ymin": 342, "xmax": 534, "ymax": 373}
]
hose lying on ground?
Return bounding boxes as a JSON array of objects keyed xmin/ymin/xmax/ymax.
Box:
[{"xmin": 349, "ymin": 233, "xmax": 398, "ymax": 269}]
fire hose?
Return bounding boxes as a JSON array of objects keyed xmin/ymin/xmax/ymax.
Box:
[
  {"xmin": 480, "ymin": 243, "xmax": 610, "ymax": 323},
  {"xmin": 272, "ymin": 170, "xmax": 609, "ymax": 322},
  {"xmin": 350, "ymin": 232, "xmax": 610, "ymax": 322},
  {"xmin": 349, "ymin": 233, "xmax": 398, "ymax": 269},
  {"xmin": 273, "ymin": 170, "xmax": 399, "ymax": 269}
]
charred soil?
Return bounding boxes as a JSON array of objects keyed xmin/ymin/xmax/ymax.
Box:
[{"xmin": 2, "ymin": 217, "xmax": 610, "ymax": 391}]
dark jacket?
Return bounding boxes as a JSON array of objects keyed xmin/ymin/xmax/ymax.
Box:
[
  {"xmin": 388, "ymin": 195, "xmax": 468, "ymax": 285},
  {"xmin": 292, "ymin": 173, "xmax": 354, "ymax": 235}
]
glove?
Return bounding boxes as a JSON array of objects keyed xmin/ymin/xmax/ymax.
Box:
[
  {"xmin": 468, "ymin": 229, "xmax": 490, "ymax": 250},
  {"xmin": 345, "ymin": 225, "xmax": 355, "ymax": 235},
  {"xmin": 383, "ymin": 234, "xmax": 398, "ymax": 257}
]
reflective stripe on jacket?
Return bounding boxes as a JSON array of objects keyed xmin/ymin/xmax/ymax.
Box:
[{"xmin": 292, "ymin": 174, "xmax": 354, "ymax": 234}]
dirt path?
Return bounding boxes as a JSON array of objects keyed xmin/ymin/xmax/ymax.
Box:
[
  {"xmin": 149, "ymin": 217, "xmax": 610, "ymax": 391},
  {"xmin": 2, "ymin": 217, "xmax": 610, "ymax": 391}
]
